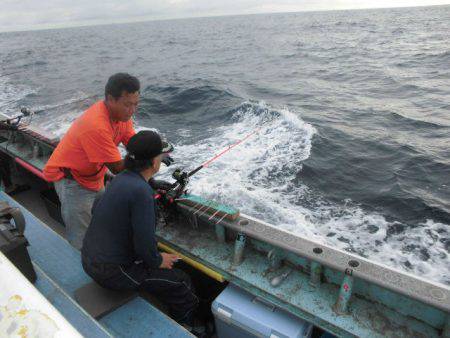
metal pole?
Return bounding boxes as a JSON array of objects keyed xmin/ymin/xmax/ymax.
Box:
[
  {"xmin": 233, "ymin": 232, "xmax": 246, "ymax": 265},
  {"xmin": 310, "ymin": 261, "xmax": 322, "ymax": 288},
  {"xmin": 267, "ymin": 249, "xmax": 282, "ymax": 271},
  {"xmin": 333, "ymin": 268, "xmax": 354, "ymax": 315},
  {"xmin": 215, "ymin": 223, "xmax": 226, "ymax": 243}
]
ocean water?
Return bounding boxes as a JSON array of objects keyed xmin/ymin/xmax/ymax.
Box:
[{"xmin": 1, "ymin": 6, "xmax": 449, "ymax": 285}]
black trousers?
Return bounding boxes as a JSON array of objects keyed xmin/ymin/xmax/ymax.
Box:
[{"xmin": 82, "ymin": 257, "xmax": 199, "ymax": 324}]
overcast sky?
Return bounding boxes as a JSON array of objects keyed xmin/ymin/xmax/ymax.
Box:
[{"xmin": 1, "ymin": 0, "xmax": 449, "ymax": 32}]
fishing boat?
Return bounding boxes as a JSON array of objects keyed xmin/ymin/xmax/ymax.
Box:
[{"xmin": 0, "ymin": 108, "xmax": 449, "ymax": 338}]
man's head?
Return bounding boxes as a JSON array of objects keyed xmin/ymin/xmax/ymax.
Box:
[
  {"xmin": 125, "ymin": 130, "xmax": 167, "ymax": 175},
  {"xmin": 105, "ymin": 73, "xmax": 140, "ymax": 122}
]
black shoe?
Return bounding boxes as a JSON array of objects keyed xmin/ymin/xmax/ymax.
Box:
[
  {"xmin": 190, "ymin": 327, "xmax": 209, "ymax": 338},
  {"xmin": 181, "ymin": 324, "xmax": 209, "ymax": 338}
]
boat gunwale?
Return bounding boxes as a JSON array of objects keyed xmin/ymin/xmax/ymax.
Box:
[{"xmin": 177, "ymin": 203, "xmax": 450, "ymax": 313}]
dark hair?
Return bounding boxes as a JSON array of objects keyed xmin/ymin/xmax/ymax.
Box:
[
  {"xmin": 105, "ymin": 73, "xmax": 140, "ymax": 100},
  {"xmin": 124, "ymin": 155, "xmax": 154, "ymax": 172}
]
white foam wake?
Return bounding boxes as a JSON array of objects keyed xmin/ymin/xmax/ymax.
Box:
[
  {"xmin": 32, "ymin": 93, "xmax": 95, "ymax": 137},
  {"xmin": 0, "ymin": 77, "xmax": 35, "ymax": 116},
  {"xmin": 162, "ymin": 101, "xmax": 449, "ymax": 286}
]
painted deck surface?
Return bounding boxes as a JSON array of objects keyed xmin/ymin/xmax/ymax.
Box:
[
  {"xmin": 101, "ymin": 298, "xmax": 190, "ymax": 338},
  {"xmin": 0, "ymin": 192, "xmax": 193, "ymax": 338},
  {"xmin": 33, "ymin": 265, "xmax": 110, "ymax": 338}
]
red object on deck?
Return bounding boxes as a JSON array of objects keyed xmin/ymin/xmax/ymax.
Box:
[{"xmin": 14, "ymin": 157, "xmax": 50, "ymax": 182}]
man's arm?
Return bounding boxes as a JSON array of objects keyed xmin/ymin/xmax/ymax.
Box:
[
  {"xmin": 130, "ymin": 187, "xmax": 162, "ymax": 269},
  {"xmin": 105, "ymin": 160, "xmax": 125, "ymax": 174},
  {"xmin": 121, "ymin": 121, "xmax": 136, "ymax": 146},
  {"xmin": 108, "ymin": 122, "xmax": 133, "ymax": 174},
  {"xmin": 80, "ymin": 130, "xmax": 123, "ymax": 171}
]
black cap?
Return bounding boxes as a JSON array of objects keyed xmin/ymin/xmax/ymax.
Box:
[{"xmin": 126, "ymin": 130, "xmax": 172, "ymax": 161}]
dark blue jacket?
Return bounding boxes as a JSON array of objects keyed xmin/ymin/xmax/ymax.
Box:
[{"xmin": 82, "ymin": 170, "xmax": 162, "ymax": 268}]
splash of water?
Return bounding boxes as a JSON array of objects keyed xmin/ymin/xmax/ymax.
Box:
[{"xmin": 162, "ymin": 101, "xmax": 449, "ymax": 285}]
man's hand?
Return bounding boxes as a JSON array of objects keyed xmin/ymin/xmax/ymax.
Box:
[
  {"xmin": 161, "ymin": 154, "xmax": 174, "ymax": 167},
  {"xmin": 159, "ymin": 253, "xmax": 180, "ymax": 269}
]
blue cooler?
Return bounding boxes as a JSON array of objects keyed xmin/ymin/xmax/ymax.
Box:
[{"xmin": 212, "ymin": 284, "xmax": 313, "ymax": 338}]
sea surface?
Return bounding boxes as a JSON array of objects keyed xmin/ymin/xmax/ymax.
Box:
[{"xmin": 1, "ymin": 6, "xmax": 449, "ymax": 285}]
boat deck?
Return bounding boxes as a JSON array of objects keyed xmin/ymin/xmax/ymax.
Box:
[{"xmin": 2, "ymin": 155, "xmax": 448, "ymax": 338}]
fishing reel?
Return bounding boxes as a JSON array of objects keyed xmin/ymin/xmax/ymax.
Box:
[
  {"xmin": 166, "ymin": 168, "xmax": 189, "ymax": 201},
  {"xmin": 154, "ymin": 169, "xmax": 189, "ymax": 229},
  {"xmin": 155, "ymin": 168, "xmax": 189, "ymax": 207},
  {"xmin": 0, "ymin": 108, "xmax": 34, "ymax": 131},
  {"xmin": 172, "ymin": 168, "xmax": 189, "ymax": 187}
]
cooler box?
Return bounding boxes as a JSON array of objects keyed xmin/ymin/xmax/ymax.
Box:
[{"xmin": 212, "ymin": 284, "xmax": 313, "ymax": 338}]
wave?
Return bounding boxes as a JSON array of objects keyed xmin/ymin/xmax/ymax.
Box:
[
  {"xmin": 426, "ymin": 50, "xmax": 450, "ymax": 61},
  {"xmin": 396, "ymin": 50, "xmax": 450, "ymax": 68},
  {"xmin": 32, "ymin": 93, "xmax": 97, "ymax": 137},
  {"xmin": 33, "ymin": 93, "xmax": 96, "ymax": 113},
  {"xmin": 156, "ymin": 101, "xmax": 449, "ymax": 285},
  {"xmin": 0, "ymin": 76, "xmax": 36, "ymax": 116},
  {"xmin": 159, "ymin": 100, "xmax": 316, "ymax": 212},
  {"xmin": 389, "ymin": 111, "xmax": 448, "ymax": 128},
  {"xmin": 333, "ymin": 20, "xmax": 372, "ymax": 28},
  {"xmin": 140, "ymin": 84, "xmax": 239, "ymax": 119}
]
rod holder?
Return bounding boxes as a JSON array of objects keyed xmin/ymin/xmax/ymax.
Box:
[
  {"xmin": 333, "ymin": 268, "xmax": 354, "ymax": 315},
  {"xmin": 309, "ymin": 261, "xmax": 322, "ymax": 287},
  {"xmin": 233, "ymin": 232, "xmax": 246, "ymax": 265},
  {"xmin": 215, "ymin": 223, "xmax": 226, "ymax": 243}
]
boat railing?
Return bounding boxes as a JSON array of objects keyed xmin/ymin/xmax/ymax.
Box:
[{"xmin": 177, "ymin": 202, "xmax": 450, "ymax": 337}]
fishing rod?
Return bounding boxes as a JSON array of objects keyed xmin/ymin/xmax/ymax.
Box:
[
  {"xmin": 160, "ymin": 126, "xmax": 262, "ymax": 202},
  {"xmin": 182, "ymin": 126, "xmax": 261, "ymax": 180}
]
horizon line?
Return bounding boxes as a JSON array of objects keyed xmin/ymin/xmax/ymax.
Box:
[{"xmin": 1, "ymin": 3, "xmax": 449, "ymax": 34}]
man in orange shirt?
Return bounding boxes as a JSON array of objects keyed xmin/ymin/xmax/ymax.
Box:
[{"xmin": 44, "ymin": 73, "xmax": 141, "ymax": 249}]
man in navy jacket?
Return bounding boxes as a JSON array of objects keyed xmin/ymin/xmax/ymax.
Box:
[{"xmin": 81, "ymin": 130, "xmax": 198, "ymax": 327}]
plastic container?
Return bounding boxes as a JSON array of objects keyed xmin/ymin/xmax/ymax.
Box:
[{"xmin": 212, "ymin": 284, "xmax": 313, "ymax": 338}]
